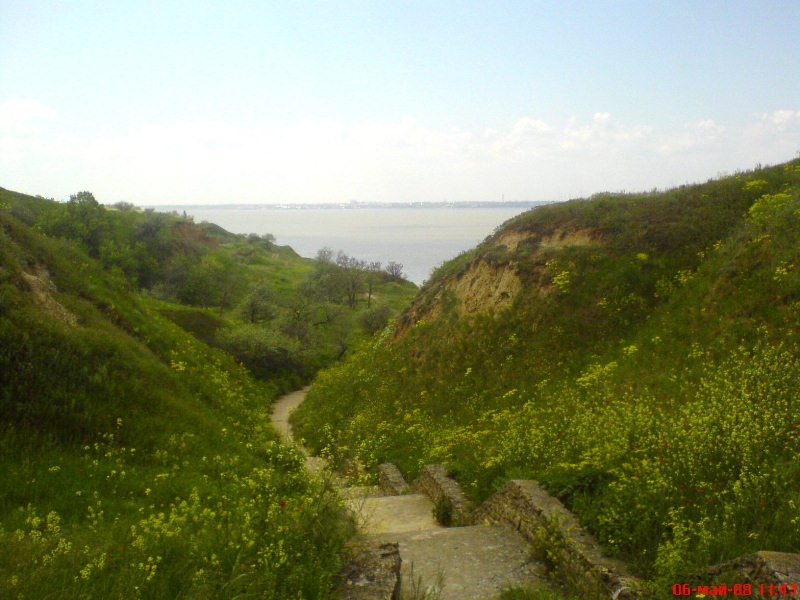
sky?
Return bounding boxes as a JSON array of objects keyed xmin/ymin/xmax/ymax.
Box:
[{"xmin": 1, "ymin": 0, "xmax": 799, "ymax": 205}]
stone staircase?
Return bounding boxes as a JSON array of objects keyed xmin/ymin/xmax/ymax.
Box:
[
  {"xmin": 357, "ymin": 466, "xmax": 553, "ymax": 599},
  {"xmin": 353, "ymin": 493, "xmax": 439, "ymax": 535},
  {"xmin": 370, "ymin": 520, "xmax": 550, "ymax": 599},
  {"xmin": 271, "ymin": 388, "xmax": 553, "ymax": 599},
  {"xmin": 272, "ymin": 388, "xmax": 800, "ymax": 600},
  {"xmin": 350, "ymin": 484, "xmax": 551, "ymax": 599}
]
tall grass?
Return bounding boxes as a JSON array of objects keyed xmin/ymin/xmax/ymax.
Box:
[
  {"xmin": 0, "ymin": 207, "xmax": 352, "ymax": 598},
  {"xmin": 293, "ymin": 160, "xmax": 800, "ymax": 591}
]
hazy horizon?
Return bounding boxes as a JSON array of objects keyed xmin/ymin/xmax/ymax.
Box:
[{"xmin": 145, "ymin": 200, "xmax": 548, "ymax": 209}]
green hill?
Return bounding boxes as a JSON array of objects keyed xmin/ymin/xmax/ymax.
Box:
[
  {"xmin": 293, "ymin": 158, "xmax": 800, "ymax": 592},
  {"xmin": 0, "ymin": 188, "xmax": 418, "ymax": 598},
  {"xmin": 1, "ymin": 188, "xmax": 418, "ymax": 385}
]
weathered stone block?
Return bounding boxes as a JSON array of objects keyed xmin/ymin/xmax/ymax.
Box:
[
  {"xmin": 702, "ymin": 551, "xmax": 800, "ymax": 590},
  {"xmin": 378, "ymin": 463, "xmax": 410, "ymax": 496},
  {"xmin": 474, "ymin": 480, "xmax": 642, "ymax": 599},
  {"xmin": 415, "ymin": 464, "xmax": 474, "ymax": 526},
  {"xmin": 337, "ymin": 540, "xmax": 401, "ymax": 600}
]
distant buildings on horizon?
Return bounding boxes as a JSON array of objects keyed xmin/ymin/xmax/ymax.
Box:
[{"xmin": 145, "ymin": 200, "xmax": 555, "ymax": 211}]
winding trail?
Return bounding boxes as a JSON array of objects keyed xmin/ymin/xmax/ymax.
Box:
[
  {"xmin": 270, "ymin": 388, "xmax": 552, "ymax": 599},
  {"xmin": 270, "ymin": 387, "xmax": 305, "ymax": 444},
  {"xmin": 270, "ymin": 386, "xmax": 329, "ymax": 475}
]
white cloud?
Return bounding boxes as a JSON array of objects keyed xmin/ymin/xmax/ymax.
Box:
[
  {"xmin": 1, "ymin": 103, "xmax": 799, "ymax": 204},
  {"xmin": 559, "ymin": 113, "xmax": 654, "ymax": 151},
  {"xmin": 692, "ymin": 119, "xmax": 726, "ymax": 135},
  {"xmin": 511, "ymin": 117, "xmax": 552, "ymax": 136},
  {"xmin": 762, "ymin": 109, "xmax": 800, "ymax": 130}
]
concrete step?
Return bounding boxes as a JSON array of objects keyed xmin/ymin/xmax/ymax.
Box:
[
  {"xmin": 348, "ymin": 493, "xmax": 441, "ymax": 535},
  {"xmin": 340, "ymin": 485, "xmax": 382, "ymax": 499},
  {"xmin": 373, "ymin": 523, "xmax": 552, "ymax": 600},
  {"xmin": 270, "ymin": 390, "xmax": 558, "ymax": 599}
]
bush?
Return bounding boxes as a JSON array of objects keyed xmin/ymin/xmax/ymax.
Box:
[{"xmin": 432, "ymin": 494, "xmax": 453, "ymax": 526}]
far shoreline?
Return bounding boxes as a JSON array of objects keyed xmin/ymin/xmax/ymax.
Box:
[{"xmin": 140, "ymin": 200, "xmax": 554, "ymax": 211}]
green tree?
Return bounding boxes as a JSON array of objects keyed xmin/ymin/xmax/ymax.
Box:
[
  {"xmin": 171, "ymin": 252, "xmax": 246, "ymax": 313},
  {"xmin": 360, "ymin": 304, "xmax": 392, "ymax": 335},
  {"xmin": 39, "ymin": 191, "xmax": 109, "ymax": 258},
  {"xmin": 336, "ymin": 251, "xmax": 365, "ymax": 309},
  {"xmin": 385, "ymin": 260, "xmax": 405, "ymax": 280},
  {"xmin": 302, "ymin": 249, "xmax": 348, "ymax": 304},
  {"xmin": 365, "ymin": 260, "xmax": 382, "ymax": 307},
  {"xmin": 240, "ymin": 283, "xmax": 276, "ymax": 323},
  {"xmin": 215, "ymin": 324, "xmax": 299, "ymax": 379}
]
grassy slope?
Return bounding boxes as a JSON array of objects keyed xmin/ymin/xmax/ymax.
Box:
[
  {"xmin": 1, "ymin": 187, "xmax": 418, "ymax": 385},
  {"xmin": 293, "ymin": 159, "xmax": 800, "ymax": 591},
  {"xmin": 0, "ymin": 201, "xmax": 351, "ymax": 598}
]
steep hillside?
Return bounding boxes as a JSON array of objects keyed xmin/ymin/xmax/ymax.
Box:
[
  {"xmin": 0, "ymin": 187, "xmax": 418, "ymax": 385},
  {"xmin": 0, "ymin": 198, "xmax": 354, "ymax": 597},
  {"xmin": 293, "ymin": 158, "xmax": 800, "ymax": 592}
]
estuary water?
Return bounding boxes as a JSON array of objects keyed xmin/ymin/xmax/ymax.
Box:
[{"xmin": 178, "ymin": 206, "xmax": 534, "ymax": 285}]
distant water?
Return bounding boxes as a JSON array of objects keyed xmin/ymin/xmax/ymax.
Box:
[{"xmin": 176, "ymin": 207, "xmax": 532, "ymax": 285}]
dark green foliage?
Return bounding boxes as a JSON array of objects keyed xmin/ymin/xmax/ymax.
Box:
[
  {"xmin": 240, "ymin": 283, "xmax": 276, "ymax": 323},
  {"xmin": 170, "ymin": 251, "xmax": 247, "ymax": 312},
  {"xmin": 32, "ymin": 192, "xmax": 215, "ymax": 291},
  {"xmin": 216, "ymin": 324, "xmax": 302, "ymax": 385},
  {"xmin": 157, "ymin": 304, "xmax": 228, "ymax": 347},
  {"xmin": 1, "ymin": 187, "xmax": 418, "ymax": 385},
  {"xmin": 432, "ymin": 494, "xmax": 453, "ymax": 526},
  {"xmin": 360, "ymin": 304, "xmax": 392, "ymax": 335}
]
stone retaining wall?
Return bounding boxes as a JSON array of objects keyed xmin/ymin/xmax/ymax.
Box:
[
  {"xmin": 415, "ymin": 464, "xmax": 473, "ymax": 526},
  {"xmin": 377, "ymin": 463, "xmax": 410, "ymax": 496},
  {"xmin": 698, "ymin": 551, "xmax": 800, "ymax": 592},
  {"xmin": 336, "ymin": 540, "xmax": 401, "ymax": 600},
  {"xmin": 474, "ymin": 479, "xmax": 642, "ymax": 599}
]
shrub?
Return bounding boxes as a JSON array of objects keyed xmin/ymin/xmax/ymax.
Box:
[{"xmin": 432, "ymin": 494, "xmax": 453, "ymax": 526}]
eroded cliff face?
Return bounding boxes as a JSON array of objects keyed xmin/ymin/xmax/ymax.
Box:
[
  {"xmin": 396, "ymin": 226, "xmax": 599, "ymax": 334},
  {"xmin": 495, "ymin": 228, "xmax": 596, "ymax": 252},
  {"xmin": 453, "ymin": 260, "xmax": 522, "ymax": 316}
]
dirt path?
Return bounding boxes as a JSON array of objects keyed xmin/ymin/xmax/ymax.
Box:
[
  {"xmin": 270, "ymin": 386, "xmax": 307, "ymax": 444},
  {"xmin": 270, "ymin": 388, "xmax": 552, "ymax": 599},
  {"xmin": 270, "ymin": 386, "xmax": 330, "ymax": 474}
]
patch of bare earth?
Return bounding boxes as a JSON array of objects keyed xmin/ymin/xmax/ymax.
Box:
[
  {"xmin": 453, "ymin": 260, "xmax": 521, "ymax": 316},
  {"xmin": 21, "ymin": 267, "xmax": 78, "ymax": 326},
  {"xmin": 494, "ymin": 227, "xmax": 596, "ymax": 252},
  {"xmin": 398, "ymin": 227, "xmax": 598, "ymax": 333}
]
